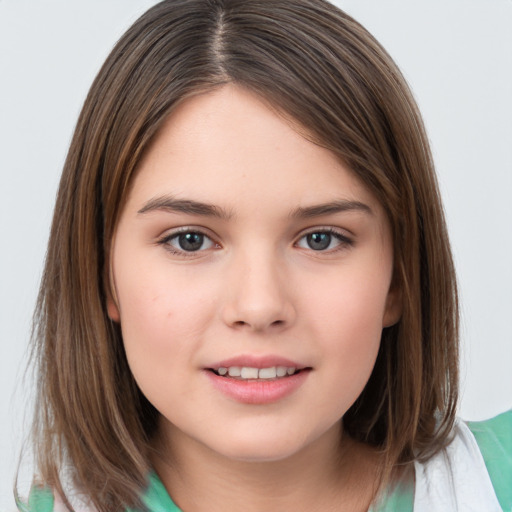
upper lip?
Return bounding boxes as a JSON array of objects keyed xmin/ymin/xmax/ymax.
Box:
[{"xmin": 206, "ymin": 355, "xmax": 308, "ymax": 370}]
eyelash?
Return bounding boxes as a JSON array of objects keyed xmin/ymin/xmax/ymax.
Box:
[
  {"xmin": 156, "ymin": 227, "xmax": 354, "ymax": 258},
  {"xmin": 156, "ymin": 227, "xmax": 218, "ymax": 257},
  {"xmin": 296, "ymin": 228, "xmax": 354, "ymax": 254}
]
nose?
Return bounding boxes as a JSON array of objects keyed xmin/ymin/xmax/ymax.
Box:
[{"xmin": 221, "ymin": 249, "xmax": 296, "ymax": 333}]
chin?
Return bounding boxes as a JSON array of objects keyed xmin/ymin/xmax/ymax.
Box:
[{"xmin": 206, "ymin": 429, "xmax": 312, "ymax": 463}]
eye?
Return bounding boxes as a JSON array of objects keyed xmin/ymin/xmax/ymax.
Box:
[
  {"xmin": 296, "ymin": 229, "xmax": 352, "ymax": 252},
  {"xmin": 158, "ymin": 229, "xmax": 217, "ymax": 255}
]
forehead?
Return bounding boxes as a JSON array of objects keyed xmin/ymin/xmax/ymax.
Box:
[{"xmin": 127, "ymin": 84, "xmax": 383, "ymax": 219}]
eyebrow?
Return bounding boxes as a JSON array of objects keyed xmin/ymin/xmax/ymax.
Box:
[
  {"xmin": 290, "ymin": 200, "xmax": 373, "ymax": 218},
  {"xmin": 137, "ymin": 195, "xmax": 233, "ymax": 219},
  {"xmin": 137, "ymin": 195, "xmax": 372, "ymax": 220}
]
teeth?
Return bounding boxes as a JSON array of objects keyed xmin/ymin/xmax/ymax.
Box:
[
  {"xmin": 217, "ymin": 366, "xmax": 297, "ymax": 379},
  {"xmin": 228, "ymin": 366, "xmax": 241, "ymax": 377},
  {"xmin": 241, "ymin": 367, "xmax": 259, "ymax": 379},
  {"xmin": 258, "ymin": 367, "xmax": 277, "ymax": 379},
  {"xmin": 276, "ymin": 366, "xmax": 287, "ymax": 377}
]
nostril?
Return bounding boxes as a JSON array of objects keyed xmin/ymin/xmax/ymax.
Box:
[{"xmin": 232, "ymin": 319, "xmax": 285, "ymax": 329}]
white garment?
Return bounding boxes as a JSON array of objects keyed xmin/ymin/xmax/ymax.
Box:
[{"xmin": 414, "ymin": 419, "xmax": 503, "ymax": 512}]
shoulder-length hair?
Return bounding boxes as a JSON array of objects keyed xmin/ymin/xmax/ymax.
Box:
[{"xmin": 23, "ymin": 0, "xmax": 458, "ymax": 510}]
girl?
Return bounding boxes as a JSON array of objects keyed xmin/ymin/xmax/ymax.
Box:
[{"xmin": 18, "ymin": 0, "xmax": 511, "ymax": 511}]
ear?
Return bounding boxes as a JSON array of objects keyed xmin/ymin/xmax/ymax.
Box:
[
  {"xmin": 382, "ymin": 283, "xmax": 402, "ymax": 328},
  {"xmin": 107, "ymin": 292, "xmax": 121, "ymax": 322},
  {"xmin": 105, "ymin": 258, "xmax": 120, "ymax": 322}
]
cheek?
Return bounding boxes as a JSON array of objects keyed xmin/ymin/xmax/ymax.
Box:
[
  {"xmin": 115, "ymin": 269, "xmax": 220, "ymax": 415},
  {"xmin": 115, "ymin": 265, "xmax": 218, "ymax": 377},
  {"xmin": 302, "ymin": 264, "xmax": 390, "ymax": 402},
  {"xmin": 307, "ymin": 265, "xmax": 390, "ymax": 341}
]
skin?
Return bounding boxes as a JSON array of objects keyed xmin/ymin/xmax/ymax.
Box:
[{"xmin": 108, "ymin": 84, "xmax": 401, "ymax": 511}]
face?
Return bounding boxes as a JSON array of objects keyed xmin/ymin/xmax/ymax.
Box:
[{"xmin": 108, "ymin": 85, "xmax": 400, "ymax": 463}]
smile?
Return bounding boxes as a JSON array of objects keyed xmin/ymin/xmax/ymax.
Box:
[{"xmin": 213, "ymin": 366, "xmax": 298, "ymax": 379}]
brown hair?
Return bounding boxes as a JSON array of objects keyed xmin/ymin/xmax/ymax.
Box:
[{"xmin": 21, "ymin": 0, "xmax": 458, "ymax": 509}]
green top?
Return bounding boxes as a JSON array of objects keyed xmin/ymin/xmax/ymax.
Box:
[
  {"xmin": 137, "ymin": 471, "xmax": 414, "ymax": 512},
  {"xmin": 24, "ymin": 410, "xmax": 512, "ymax": 512},
  {"xmin": 467, "ymin": 410, "xmax": 512, "ymax": 511}
]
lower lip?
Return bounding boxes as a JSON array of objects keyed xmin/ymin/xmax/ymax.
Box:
[{"xmin": 205, "ymin": 370, "xmax": 310, "ymax": 404}]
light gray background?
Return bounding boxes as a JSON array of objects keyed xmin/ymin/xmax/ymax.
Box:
[{"xmin": 1, "ymin": 0, "xmax": 511, "ymax": 508}]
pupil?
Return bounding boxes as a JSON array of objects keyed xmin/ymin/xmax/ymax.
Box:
[
  {"xmin": 307, "ymin": 232, "xmax": 331, "ymax": 250},
  {"xmin": 179, "ymin": 233, "xmax": 203, "ymax": 251}
]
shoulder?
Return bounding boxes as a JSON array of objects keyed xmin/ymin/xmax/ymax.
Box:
[
  {"xmin": 18, "ymin": 486, "xmax": 54, "ymax": 512},
  {"xmin": 21, "ymin": 486, "xmax": 94, "ymax": 512},
  {"xmin": 467, "ymin": 409, "xmax": 512, "ymax": 511},
  {"xmin": 411, "ymin": 410, "xmax": 510, "ymax": 511},
  {"xmin": 21, "ymin": 472, "xmax": 176, "ymax": 512}
]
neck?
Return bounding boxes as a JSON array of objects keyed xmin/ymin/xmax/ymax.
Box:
[{"xmin": 151, "ymin": 420, "xmax": 382, "ymax": 512}]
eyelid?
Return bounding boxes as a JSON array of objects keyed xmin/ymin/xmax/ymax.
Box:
[
  {"xmin": 156, "ymin": 226, "xmax": 221, "ymax": 257},
  {"xmin": 294, "ymin": 227, "xmax": 354, "ymax": 251},
  {"xmin": 155, "ymin": 225, "xmax": 353, "ymax": 257}
]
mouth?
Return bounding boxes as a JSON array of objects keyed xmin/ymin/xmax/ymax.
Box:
[
  {"xmin": 205, "ymin": 365, "xmax": 311, "ymax": 404},
  {"xmin": 208, "ymin": 365, "xmax": 307, "ymax": 380},
  {"xmin": 204, "ymin": 356, "xmax": 311, "ymax": 403}
]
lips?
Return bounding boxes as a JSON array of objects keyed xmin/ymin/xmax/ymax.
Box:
[{"xmin": 204, "ymin": 355, "xmax": 311, "ymax": 404}]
